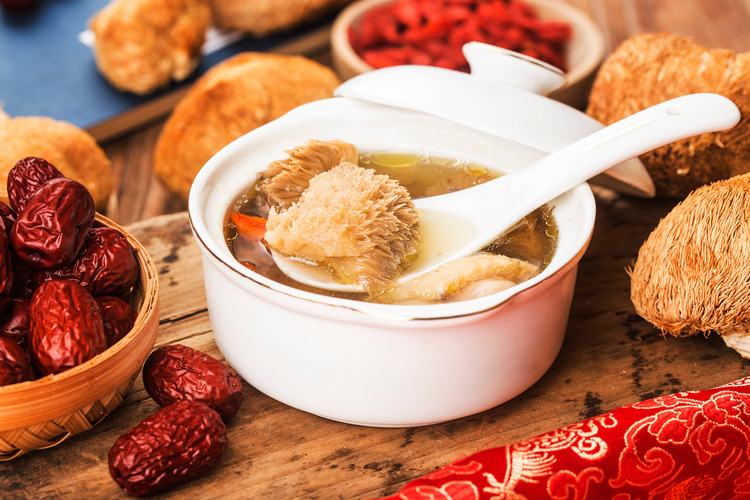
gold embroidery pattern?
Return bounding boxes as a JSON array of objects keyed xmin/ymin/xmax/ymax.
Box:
[{"xmin": 383, "ymin": 377, "xmax": 750, "ymax": 500}]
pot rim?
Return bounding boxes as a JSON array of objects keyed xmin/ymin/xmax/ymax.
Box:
[
  {"xmin": 188, "ymin": 97, "xmax": 597, "ymax": 321},
  {"xmin": 190, "ymin": 210, "xmax": 593, "ymax": 322}
]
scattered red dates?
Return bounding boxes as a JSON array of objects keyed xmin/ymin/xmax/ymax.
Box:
[
  {"xmin": 0, "ymin": 336, "xmax": 35, "ymax": 385},
  {"xmin": 36, "ymin": 226, "xmax": 139, "ymax": 297},
  {"xmin": 11, "ymin": 177, "xmax": 95, "ymax": 269},
  {"xmin": 108, "ymin": 401, "xmax": 228, "ymax": 497},
  {"xmin": 96, "ymin": 296, "xmax": 136, "ymax": 347},
  {"xmin": 29, "ymin": 280, "xmax": 106, "ymax": 376},
  {"xmin": 350, "ymin": 0, "xmax": 572, "ymax": 72},
  {"xmin": 143, "ymin": 344, "xmax": 243, "ymax": 421}
]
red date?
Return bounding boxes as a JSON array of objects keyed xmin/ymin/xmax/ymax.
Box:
[
  {"xmin": 108, "ymin": 400, "xmax": 228, "ymax": 497},
  {"xmin": 0, "ymin": 336, "xmax": 35, "ymax": 385},
  {"xmin": 12, "ymin": 257, "xmax": 37, "ymax": 299},
  {"xmin": 0, "ymin": 298, "xmax": 31, "ymax": 348},
  {"xmin": 6, "ymin": 157, "xmax": 64, "ymax": 213},
  {"xmin": 11, "ymin": 177, "xmax": 95, "ymax": 269},
  {"xmin": 0, "ymin": 230, "xmax": 13, "ymax": 315},
  {"xmin": 35, "ymin": 226, "xmax": 138, "ymax": 297},
  {"xmin": 143, "ymin": 344, "xmax": 243, "ymax": 421},
  {"xmin": 29, "ymin": 280, "xmax": 106, "ymax": 375},
  {"xmin": 0, "ymin": 201, "xmax": 16, "ymax": 236},
  {"xmin": 96, "ymin": 296, "xmax": 136, "ymax": 347}
]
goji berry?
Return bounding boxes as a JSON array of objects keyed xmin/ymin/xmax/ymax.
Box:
[
  {"xmin": 230, "ymin": 212, "xmax": 267, "ymax": 242},
  {"xmin": 352, "ymin": 0, "xmax": 572, "ymax": 73}
]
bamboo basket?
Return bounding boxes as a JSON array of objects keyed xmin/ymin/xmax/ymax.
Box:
[{"xmin": 0, "ymin": 213, "xmax": 160, "ymax": 460}]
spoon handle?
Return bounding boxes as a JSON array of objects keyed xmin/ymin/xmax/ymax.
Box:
[
  {"xmin": 416, "ymin": 93, "xmax": 740, "ymax": 260},
  {"xmin": 508, "ymin": 93, "xmax": 740, "ymax": 196}
]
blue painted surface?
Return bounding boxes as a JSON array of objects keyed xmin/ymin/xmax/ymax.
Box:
[{"xmin": 0, "ymin": 1, "xmax": 328, "ymax": 133}]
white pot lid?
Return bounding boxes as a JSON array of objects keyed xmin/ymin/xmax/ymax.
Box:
[{"xmin": 334, "ymin": 42, "xmax": 655, "ymax": 198}]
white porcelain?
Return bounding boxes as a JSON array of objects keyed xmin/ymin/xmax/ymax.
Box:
[
  {"xmin": 463, "ymin": 42, "xmax": 566, "ymax": 96},
  {"xmin": 189, "ymin": 92, "xmax": 598, "ymax": 427}
]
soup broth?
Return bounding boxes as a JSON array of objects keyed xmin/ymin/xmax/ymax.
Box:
[{"xmin": 225, "ymin": 151, "xmax": 558, "ymax": 302}]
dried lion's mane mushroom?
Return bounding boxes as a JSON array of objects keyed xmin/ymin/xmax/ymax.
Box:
[{"xmin": 629, "ymin": 172, "xmax": 750, "ymax": 357}]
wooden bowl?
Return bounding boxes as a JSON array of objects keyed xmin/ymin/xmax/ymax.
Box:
[
  {"xmin": 0, "ymin": 213, "xmax": 159, "ymax": 460},
  {"xmin": 330, "ymin": 0, "xmax": 605, "ymax": 109}
]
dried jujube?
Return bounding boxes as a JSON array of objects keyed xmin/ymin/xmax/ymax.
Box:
[
  {"xmin": 36, "ymin": 226, "xmax": 139, "ymax": 297},
  {"xmin": 0, "ymin": 336, "xmax": 35, "ymax": 385},
  {"xmin": 143, "ymin": 344, "xmax": 243, "ymax": 421},
  {"xmin": 0, "ymin": 201, "xmax": 16, "ymax": 235},
  {"xmin": 97, "ymin": 296, "xmax": 136, "ymax": 347},
  {"xmin": 29, "ymin": 280, "xmax": 106, "ymax": 375},
  {"xmin": 11, "ymin": 177, "xmax": 95, "ymax": 269},
  {"xmin": 0, "ymin": 229, "xmax": 13, "ymax": 314},
  {"xmin": 108, "ymin": 400, "xmax": 228, "ymax": 497},
  {"xmin": 0, "ymin": 298, "xmax": 30, "ymax": 348},
  {"xmin": 6, "ymin": 156, "xmax": 64, "ymax": 213},
  {"xmin": 11, "ymin": 257, "xmax": 36, "ymax": 299}
]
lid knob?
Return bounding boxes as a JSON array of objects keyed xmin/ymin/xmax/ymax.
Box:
[{"xmin": 463, "ymin": 41, "xmax": 566, "ymax": 96}]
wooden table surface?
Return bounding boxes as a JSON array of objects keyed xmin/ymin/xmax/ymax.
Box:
[{"xmin": 5, "ymin": 1, "xmax": 750, "ymax": 498}]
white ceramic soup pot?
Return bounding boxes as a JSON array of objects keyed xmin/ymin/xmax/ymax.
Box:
[{"xmin": 189, "ymin": 94, "xmax": 599, "ymax": 427}]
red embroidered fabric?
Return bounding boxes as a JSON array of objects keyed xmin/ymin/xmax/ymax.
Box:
[{"xmin": 378, "ymin": 376, "xmax": 750, "ymax": 499}]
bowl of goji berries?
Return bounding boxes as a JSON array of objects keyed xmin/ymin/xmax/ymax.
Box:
[
  {"xmin": 331, "ymin": 0, "xmax": 605, "ymax": 108},
  {"xmin": 0, "ymin": 157, "xmax": 160, "ymax": 460}
]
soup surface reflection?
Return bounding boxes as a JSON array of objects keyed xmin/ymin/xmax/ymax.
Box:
[{"xmin": 225, "ymin": 151, "xmax": 558, "ymax": 303}]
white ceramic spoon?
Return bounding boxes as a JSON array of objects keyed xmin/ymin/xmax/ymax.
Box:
[{"xmin": 273, "ymin": 93, "xmax": 740, "ymax": 293}]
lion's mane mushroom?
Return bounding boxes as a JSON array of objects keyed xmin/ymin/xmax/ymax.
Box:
[
  {"xmin": 264, "ymin": 162, "xmax": 421, "ymax": 292},
  {"xmin": 587, "ymin": 32, "xmax": 750, "ymax": 198},
  {"xmin": 257, "ymin": 140, "xmax": 358, "ymax": 212},
  {"xmin": 629, "ymin": 172, "xmax": 750, "ymax": 357}
]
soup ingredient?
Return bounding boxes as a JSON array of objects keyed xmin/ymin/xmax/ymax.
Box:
[
  {"xmin": 89, "ymin": 0, "xmax": 211, "ymax": 95},
  {"xmin": 0, "ymin": 336, "xmax": 35, "ymax": 386},
  {"xmin": 142, "ymin": 344, "xmax": 244, "ymax": 421},
  {"xmin": 208, "ymin": 0, "xmax": 351, "ymax": 37},
  {"xmin": 11, "ymin": 177, "xmax": 95, "ymax": 269},
  {"xmin": 153, "ymin": 53, "xmax": 341, "ymax": 202},
  {"xmin": 97, "ymin": 296, "xmax": 136, "ymax": 347},
  {"xmin": 0, "ymin": 113, "xmax": 113, "ymax": 211},
  {"xmin": 265, "ymin": 162, "xmax": 421, "ymax": 291},
  {"xmin": 376, "ymin": 252, "xmax": 538, "ymax": 304},
  {"xmin": 350, "ymin": 0, "xmax": 572, "ymax": 72},
  {"xmin": 6, "ymin": 156, "xmax": 64, "ymax": 213},
  {"xmin": 108, "ymin": 400, "xmax": 228, "ymax": 497},
  {"xmin": 587, "ymin": 32, "xmax": 750, "ymax": 198},
  {"xmin": 258, "ymin": 139, "xmax": 358, "ymax": 211},
  {"xmin": 229, "ymin": 148, "xmax": 558, "ymax": 302},
  {"xmin": 29, "ymin": 280, "xmax": 107, "ymax": 375},
  {"xmin": 230, "ymin": 213, "xmax": 267, "ymax": 242},
  {"xmin": 0, "ymin": 298, "xmax": 31, "ymax": 348},
  {"xmin": 35, "ymin": 226, "xmax": 139, "ymax": 297},
  {"xmin": 0, "ymin": 156, "xmax": 142, "ymax": 385},
  {"xmin": 629, "ymin": 173, "xmax": 750, "ymax": 358}
]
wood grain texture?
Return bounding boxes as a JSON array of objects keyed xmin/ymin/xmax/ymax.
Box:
[
  {"xmin": 5, "ymin": 1, "xmax": 750, "ymax": 498},
  {"xmin": 4, "ymin": 195, "xmax": 750, "ymax": 498}
]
